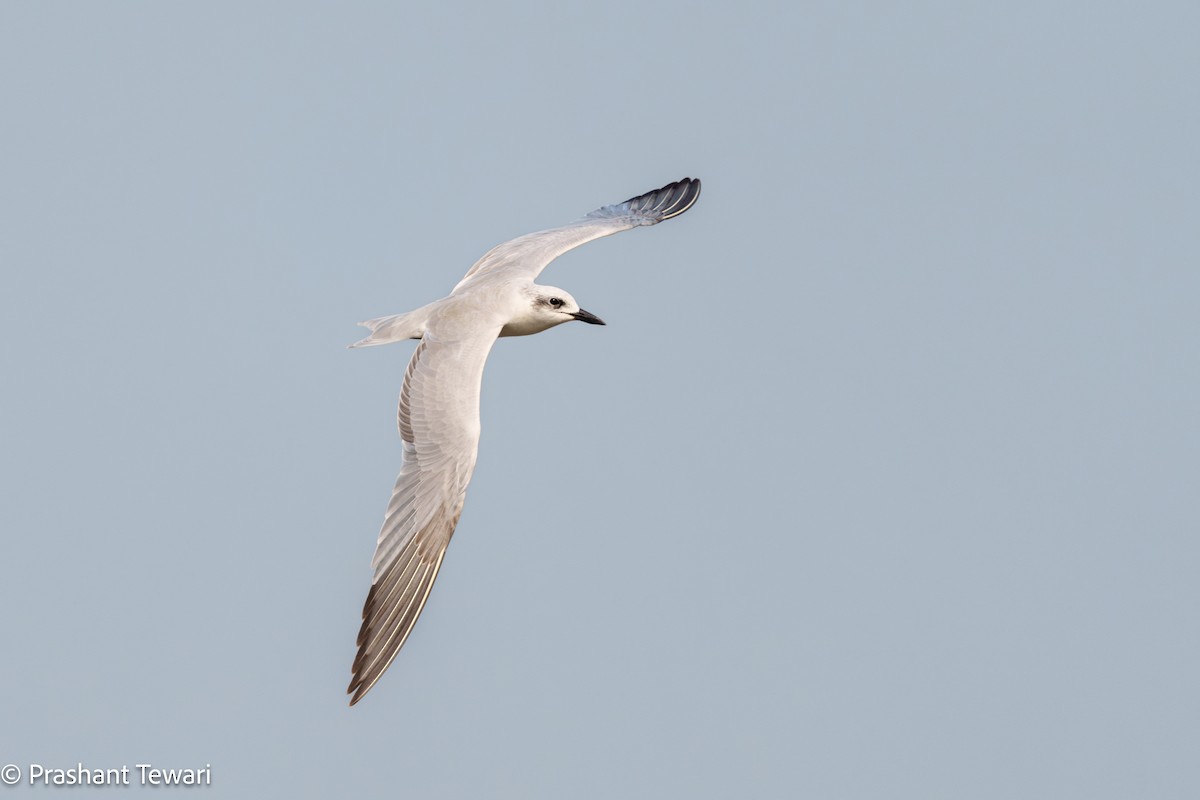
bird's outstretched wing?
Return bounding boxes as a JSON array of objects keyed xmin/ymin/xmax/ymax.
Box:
[
  {"xmin": 348, "ymin": 330, "xmax": 499, "ymax": 705},
  {"xmin": 452, "ymin": 177, "xmax": 701, "ymax": 291}
]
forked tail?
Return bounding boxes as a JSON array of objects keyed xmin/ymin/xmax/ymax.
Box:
[{"xmin": 348, "ymin": 305, "xmax": 432, "ymax": 348}]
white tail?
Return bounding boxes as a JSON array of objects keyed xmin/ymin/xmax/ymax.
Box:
[{"xmin": 348, "ymin": 305, "xmax": 433, "ymax": 348}]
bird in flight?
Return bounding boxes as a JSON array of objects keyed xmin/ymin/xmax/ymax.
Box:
[{"xmin": 347, "ymin": 177, "xmax": 701, "ymax": 705}]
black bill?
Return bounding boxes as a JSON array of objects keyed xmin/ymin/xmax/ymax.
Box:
[{"xmin": 571, "ymin": 309, "xmax": 606, "ymax": 326}]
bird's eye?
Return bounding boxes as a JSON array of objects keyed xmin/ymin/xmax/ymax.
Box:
[{"xmin": 548, "ymin": 297, "xmax": 563, "ymax": 307}]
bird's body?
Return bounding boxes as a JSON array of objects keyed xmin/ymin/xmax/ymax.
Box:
[{"xmin": 348, "ymin": 178, "xmax": 701, "ymax": 705}]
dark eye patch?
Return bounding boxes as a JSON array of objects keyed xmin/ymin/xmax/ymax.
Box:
[{"xmin": 548, "ymin": 297, "xmax": 563, "ymax": 307}]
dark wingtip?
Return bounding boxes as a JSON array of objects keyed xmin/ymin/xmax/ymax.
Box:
[
  {"xmin": 348, "ymin": 582, "xmax": 377, "ymax": 703},
  {"xmin": 348, "ymin": 666, "xmax": 370, "ymax": 705},
  {"xmin": 621, "ymin": 177, "xmax": 701, "ymax": 221}
]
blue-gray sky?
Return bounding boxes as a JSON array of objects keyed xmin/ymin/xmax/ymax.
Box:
[{"xmin": 2, "ymin": 2, "xmax": 1198, "ymax": 797}]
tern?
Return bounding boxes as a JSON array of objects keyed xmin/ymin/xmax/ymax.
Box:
[{"xmin": 347, "ymin": 177, "xmax": 701, "ymax": 704}]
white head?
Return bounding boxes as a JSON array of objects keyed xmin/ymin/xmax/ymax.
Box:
[{"xmin": 501, "ymin": 285, "xmax": 607, "ymax": 337}]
